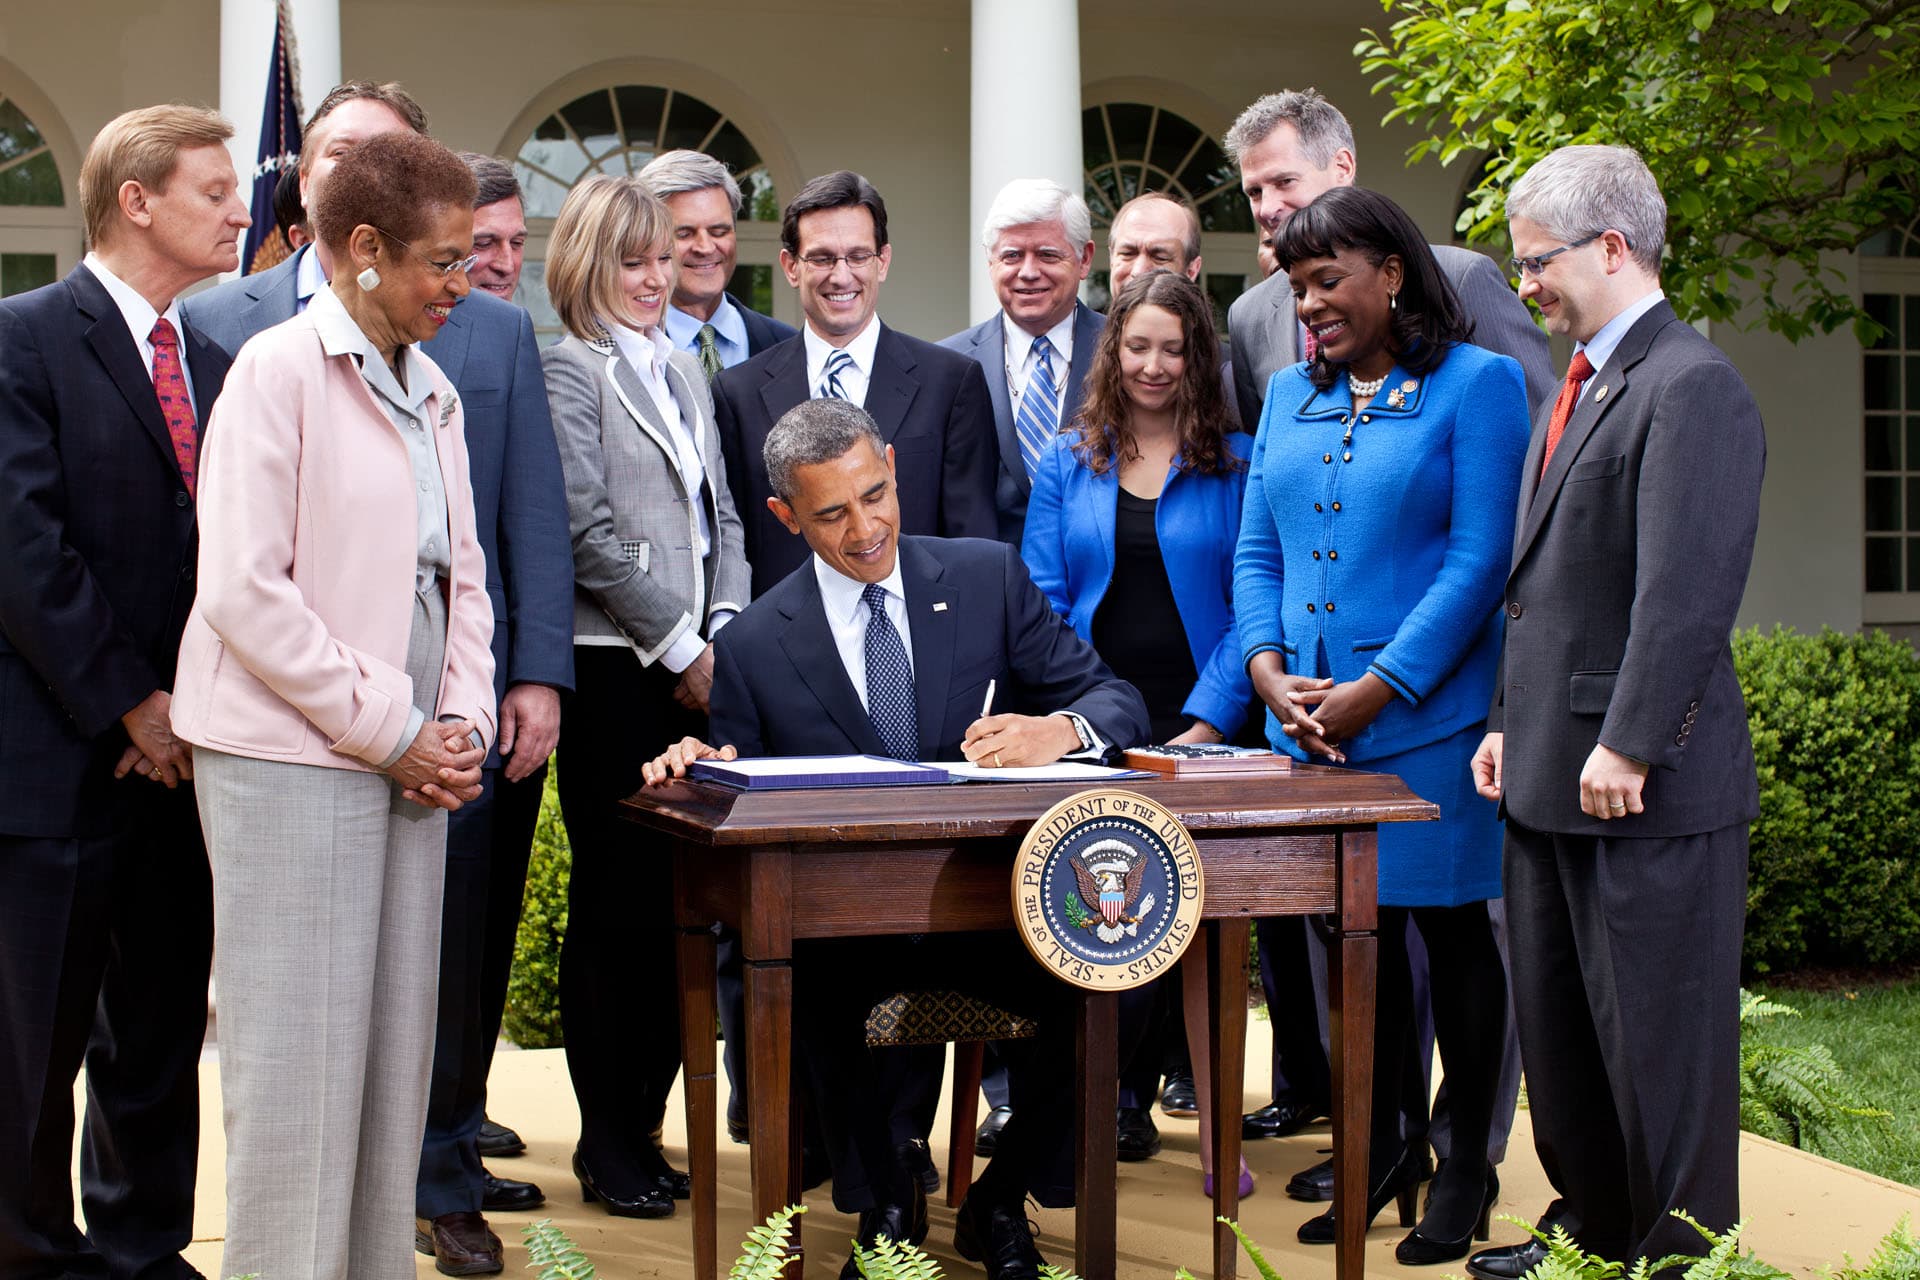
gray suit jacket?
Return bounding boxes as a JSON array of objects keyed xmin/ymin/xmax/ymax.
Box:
[
  {"xmin": 1489, "ymin": 300, "xmax": 1764, "ymax": 838},
  {"xmin": 541, "ymin": 335, "xmax": 750, "ymax": 662},
  {"xmin": 1227, "ymin": 244, "xmax": 1554, "ymax": 429},
  {"xmin": 939, "ymin": 301, "xmax": 1106, "ymax": 545}
]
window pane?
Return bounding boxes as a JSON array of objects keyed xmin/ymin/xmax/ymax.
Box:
[
  {"xmin": 725, "ymin": 263, "xmax": 774, "ymax": 318},
  {"xmin": 661, "ymin": 94, "xmax": 721, "ymax": 154},
  {"xmin": 1867, "ymin": 416, "xmax": 1900, "ymax": 471},
  {"xmin": 1104, "ymin": 103, "xmax": 1154, "ymax": 161},
  {"xmin": 1866, "ymin": 354, "xmax": 1899, "ymax": 410},
  {"xmin": 1865, "ymin": 293, "xmax": 1898, "ymax": 349},
  {"xmin": 1909, "ymin": 355, "xmax": 1920, "ymax": 409},
  {"xmin": 739, "ymin": 167, "xmax": 778, "ymax": 223},
  {"xmin": 1908, "ymin": 540, "xmax": 1920, "ymax": 592},
  {"xmin": 514, "ymin": 162, "xmax": 572, "ymax": 219},
  {"xmin": 559, "ymin": 91, "xmax": 620, "ymax": 161},
  {"xmin": 1908, "ymin": 294, "xmax": 1920, "ymax": 344},
  {"xmin": 0, "ymin": 151, "xmax": 61, "ymax": 206},
  {"xmin": 1203, "ymin": 272, "xmax": 1244, "ymax": 336},
  {"xmin": 1198, "ymin": 183, "xmax": 1256, "ymax": 234},
  {"xmin": 1909, "ymin": 417, "xmax": 1920, "ymax": 474},
  {"xmin": 1082, "ymin": 108, "xmax": 1113, "ymax": 174},
  {"xmin": 613, "ymin": 85, "xmax": 669, "ymax": 148},
  {"xmin": 0, "ymin": 252, "xmax": 56, "ymax": 296},
  {"xmin": 1908, "ymin": 478, "xmax": 1920, "ymax": 533},
  {"xmin": 1867, "ymin": 476, "xmax": 1901, "ymax": 531},
  {"xmin": 1867, "ymin": 536, "xmax": 1901, "ymax": 591},
  {"xmin": 1147, "ymin": 113, "xmax": 1203, "ymax": 188}
]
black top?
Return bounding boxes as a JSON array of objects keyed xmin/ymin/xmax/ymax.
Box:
[{"xmin": 1092, "ymin": 487, "xmax": 1199, "ymax": 742}]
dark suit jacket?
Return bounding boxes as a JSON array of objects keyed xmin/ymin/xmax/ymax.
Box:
[
  {"xmin": 711, "ymin": 324, "xmax": 1000, "ymax": 597},
  {"xmin": 184, "ymin": 247, "xmax": 576, "ymax": 767},
  {"xmin": 709, "ymin": 536, "xmax": 1149, "ymax": 761},
  {"xmin": 738, "ymin": 301, "xmax": 798, "ymax": 356},
  {"xmin": 939, "ymin": 301, "xmax": 1106, "ymax": 545},
  {"xmin": 1489, "ymin": 300, "xmax": 1765, "ymax": 838},
  {"xmin": 1228, "ymin": 244, "xmax": 1554, "ymax": 429},
  {"xmin": 0, "ymin": 266, "xmax": 230, "ymax": 836}
]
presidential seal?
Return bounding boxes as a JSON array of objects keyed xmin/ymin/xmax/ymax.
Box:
[{"xmin": 1012, "ymin": 789, "xmax": 1205, "ymax": 991}]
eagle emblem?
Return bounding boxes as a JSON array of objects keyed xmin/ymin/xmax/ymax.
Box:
[{"xmin": 1069, "ymin": 839, "xmax": 1158, "ymax": 943}]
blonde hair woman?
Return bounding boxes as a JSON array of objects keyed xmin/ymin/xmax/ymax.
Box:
[{"xmin": 541, "ymin": 173, "xmax": 750, "ymax": 1217}]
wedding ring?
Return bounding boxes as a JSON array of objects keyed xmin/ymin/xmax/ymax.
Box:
[
  {"xmin": 151, "ymin": 768, "xmax": 163, "ymax": 780},
  {"xmin": 993, "ymin": 751, "xmax": 1003, "ymax": 768},
  {"xmin": 1608, "ymin": 800, "xmax": 1626, "ymax": 810}
]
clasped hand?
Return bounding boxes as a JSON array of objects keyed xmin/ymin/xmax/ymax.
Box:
[
  {"xmin": 1248, "ymin": 655, "xmax": 1392, "ymax": 764},
  {"xmin": 389, "ymin": 719, "xmax": 485, "ymax": 810}
]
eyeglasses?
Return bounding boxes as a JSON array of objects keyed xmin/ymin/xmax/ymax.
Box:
[
  {"xmin": 1509, "ymin": 232, "xmax": 1630, "ymax": 279},
  {"xmin": 797, "ymin": 249, "xmax": 881, "ymax": 272},
  {"xmin": 372, "ymin": 225, "xmax": 479, "ymax": 278}
]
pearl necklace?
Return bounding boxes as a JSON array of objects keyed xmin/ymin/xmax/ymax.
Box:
[{"xmin": 1348, "ymin": 370, "xmax": 1389, "ymax": 401}]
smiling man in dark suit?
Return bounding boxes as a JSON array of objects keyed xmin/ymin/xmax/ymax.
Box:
[
  {"xmin": 181, "ymin": 83, "xmax": 573, "ymax": 1277},
  {"xmin": 1467, "ymin": 144, "xmax": 1764, "ymax": 1277},
  {"xmin": 938, "ymin": 178, "xmax": 1104, "ymax": 545},
  {"xmin": 712, "ymin": 171, "xmax": 999, "ymax": 597},
  {"xmin": 646, "ymin": 399, "xmax": 1148, "ymax": 1280},
  {"xmin": 0, "ymin": 103, "xmax": 247, "ymax": 1280}
]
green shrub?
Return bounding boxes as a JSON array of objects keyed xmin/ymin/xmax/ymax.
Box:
[
  {"xmin": 1736, "ymin": 626, "xmax": 1920, "ymax": 973},
  {"xmin": 503, "ymin": 767, "xmax": 570, "ymax": 1048},
  {"xmin": 1737, "ymin": 989, "xmax": 1888, "ymax": 1150}
]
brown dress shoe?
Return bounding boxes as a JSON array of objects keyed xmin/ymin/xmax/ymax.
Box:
[{"xmin": 414, "ymin": 1211, "xmax": 504, "ymax": 1277}]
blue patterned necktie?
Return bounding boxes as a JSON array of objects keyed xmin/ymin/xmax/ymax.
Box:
[
  {"xmin": 821, "ymin": 349, "xmax": 855, "ymax": 400},
  {"xmin": 861, "ymin": 582, "xmax": 918, "ymax": 760},
  {"xmin": 1014, "ymin": 334, "xmax": 1059, "ymax": 478}
]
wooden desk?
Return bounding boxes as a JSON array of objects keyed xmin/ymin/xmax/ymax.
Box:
[{"xmin": 621, "ymin": 768, "xmax": 1436, "ymax": 1280}]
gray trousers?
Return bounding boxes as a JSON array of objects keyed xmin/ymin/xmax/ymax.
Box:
[{"xmin": 196, "ymin": 589, "xmax": 448, "ymax": 1280}]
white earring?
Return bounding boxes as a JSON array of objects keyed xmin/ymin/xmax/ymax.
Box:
[{"xmin": 356, "ymin": 265, "xmax": 381, "ymax": 292}]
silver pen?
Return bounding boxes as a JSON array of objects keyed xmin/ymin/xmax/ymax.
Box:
[{"xmin": 980, "ymin": 678, "xmax": 996, "ymax": 720}]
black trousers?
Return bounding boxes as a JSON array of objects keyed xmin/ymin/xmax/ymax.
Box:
[
  {"xmin": 800, "ymin": 932, "xmax": 1079, "ymax": 1214},
  {"xmin": 557, "ymin": 647, "xmax": 704, "ymax": 1189},
  {"xmin": 1503, "ymin": 820, "xmax": 1746, "ymax": 1263},
  {"xmin": 417, "ymin": 756, "xmax": 548, "ymax": 1216},
  {"xmin": 0, "ymin": 784, "xmax": 210, "ymax": 1280}
]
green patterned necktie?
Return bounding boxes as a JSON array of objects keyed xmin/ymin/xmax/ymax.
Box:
[{"xmin": 697, "ymin": 323, "xmax": 723, "ymax": 383}]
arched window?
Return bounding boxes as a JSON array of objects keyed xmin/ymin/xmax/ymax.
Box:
[
  {"xmin": 511, "ymin": 83, "xmax": 781, "ymax": 341},
  {"xmin": 1080, "ymin": 102, "xmax": 1257, "ymax": 329},
  {"xmin": 0, "ymin": 89, "xmax": 74, "ymax": 297}
]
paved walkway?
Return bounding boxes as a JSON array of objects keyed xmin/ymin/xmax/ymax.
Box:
[{"xmin": 148, "ymin": 1020, "xmax": 1918, "ymax": 1278}]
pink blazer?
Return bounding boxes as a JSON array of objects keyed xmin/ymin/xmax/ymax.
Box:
[{"xmin": 172, "ymin": 310, "xmax": 496, "ymax": 771}]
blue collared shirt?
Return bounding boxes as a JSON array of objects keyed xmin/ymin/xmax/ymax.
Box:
[
  {"xmin": 664, "ymin": 296, "xmax": 750, "ymax": 371},
  {"xmin": 1575, "ymin": 289, "xmax": 1666, "ymax": 401}
]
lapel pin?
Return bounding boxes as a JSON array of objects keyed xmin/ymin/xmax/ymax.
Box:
[
  {"xmin": 933, "ymin": 602, "xmax": 948, "ymax": 612},
  {"xmin": 1594, "ymin": 386, "xmax": 1609, "ymax": 402},
  {"xmin": 1387, "ymin": 389, "xmax": 1406, "ymax": 408},
  {"xmin": 1401, "ymin": 379, "xmax": 1418, "ymax": 393}
]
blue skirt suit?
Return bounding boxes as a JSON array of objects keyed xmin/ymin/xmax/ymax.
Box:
[
  {"xmin": 1022, "ymin": 430, "xmax": 1254, "ymax": 737},
  {"xmin": 1234, "ymin": 346, "xmax": 1529, "ymax": 907}
]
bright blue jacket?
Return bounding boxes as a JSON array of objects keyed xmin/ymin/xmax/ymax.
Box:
[
  {"xmin": 1235, "ymin": 345, "xmax": 1529, "ymax": 762},
  {"xmin": 1022, "ymin": 430, "xmax": 1254, "ymax": 737}
]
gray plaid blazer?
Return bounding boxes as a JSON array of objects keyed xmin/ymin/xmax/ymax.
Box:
[{"xmin": 541, "ymin": 334, "xmax": 750, "ymax": 662}]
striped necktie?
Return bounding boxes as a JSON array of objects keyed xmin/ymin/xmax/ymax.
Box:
[
  {"xmin": 1015, "ymin": 334, "xmax": 1059, "ymax": 478},
  {"xmin": 820, "ymin": 349, "xmax": 855, "ymax": 400}
]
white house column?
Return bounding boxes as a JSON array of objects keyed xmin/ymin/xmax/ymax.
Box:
[
  {"xmin": 220, "ymin": 0, "xmax": 342, "ymax": 202},
  {"xmin": 969, "ymin": 0, "xmax": 1082, "ymax": 324}
]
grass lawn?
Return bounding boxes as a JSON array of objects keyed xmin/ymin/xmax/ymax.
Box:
[{"xmin": 1752, "ymin": 975, "xmax": 1920, "ymax": 1187}]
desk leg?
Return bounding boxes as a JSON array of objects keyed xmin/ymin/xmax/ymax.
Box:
[
  {"xmin": 1207, "ymin": 920, "xmax": 1250, "ymax": 1280},
  {"xmin": 1074, "ymin": 990, "xmax": 1118, "ymax": 1280},
  {"xmin": 679, "ymin": 924, "xmax": 720, "ymax": 1280},
  {"xmin": 745, "ymin": 960, "xmax": 798, "ymax": 1276},
  {"xmin": 1330, "ymin": 828, "xmax": 1379, "ymax": 1280}
]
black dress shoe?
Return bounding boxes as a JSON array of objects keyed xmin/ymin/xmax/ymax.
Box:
[
  {"xmin": 1284, "ymin": 1156, "xmax": 1333, "ymax": 1202},
  {"xmin": 954, "ymin": 1194, "xmax": 1047, "ymax": 1280},
  {"xmin": 1242, "ymin": 1095, "xmax": 1329, "ymax": 1140},
  {"xmin": 974, "ymin": 1105, "xmax": 1014, "ymax": 1157},
  {"xmin": 1159, "ymin": 1068, "xmax": 1198, "ymax": 1118},
  {"xmin": 481, "ymin": 1168, "xmax": 546, "ymax": 1212},
  {"xmin": 572, "ymin": 1150, "xmax": 673, "ymax": 1219},
  {"xmin": 476, "ymin": 1118, "xmax": 524, "ymax": 1158},
  {"xmin": 1116, "ymin": 1106, "xmax": 1161, "ymax": 1161},
  {"xmin": 896, "ymin": 1138, "xmax": 941, "ymax": 1194},
  {"xmin": 838, "ymin": 1185, "xmax": 929, "ymax": 1280},
  {"xmin": 415, "ymin": 1211, "xmax": 504, "ymax": 1276},
  {"xmin": 1465, "ymin": 1236, "xmax": 1549, "ymax": 1280},
  {"xmin": 727, "ymin": 1115, "xmax": 750, "ymax": 1144}
]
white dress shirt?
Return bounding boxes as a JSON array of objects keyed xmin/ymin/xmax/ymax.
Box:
[
  {"xmin": 608, "ymin": 322, "xmax": 730, "ymax": 673},
  {"xmin": 1002, "ymin": 309, "xmax": 1076, "ymax": 422},
  {"xmin": 803, "ymin": 314, "xmax": 882, "ymax": 406},
  {"xmin": 83, "ymin": 253, "xmax": 197, "ymax": 408}
]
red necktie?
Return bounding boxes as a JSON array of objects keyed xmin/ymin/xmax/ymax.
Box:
[
  {"xmin": 149, "ymin": 318, "xmax": 197, "ymax": 497},
  {"xmin": 1538, "ymin": 350, "xmax": 1594, "ymax": 480}
]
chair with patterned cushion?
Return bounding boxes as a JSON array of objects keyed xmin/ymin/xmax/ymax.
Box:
[{"xmin": 864, "ymin": 989, "xmax": 1040, "ymax": 1207}]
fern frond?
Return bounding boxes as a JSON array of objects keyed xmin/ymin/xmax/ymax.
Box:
[
  {"xmin": 1216, "ymin": 1217, "xmax": 1288, "ymax": 1280},
  {"xmin": 851, "ymin": 1234, "xmax": 944, "ymax": 1280},
  {"xmin": 522, "ymin": 1218, "xmax": 598, "ymax": 1280},
  {"xmin": 729, "ymin": 1205, "xmax": 807, "ymax": 1280}
]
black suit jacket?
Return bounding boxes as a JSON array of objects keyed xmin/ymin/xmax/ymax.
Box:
[
  {"xmin": 711, "ymin": 324, "xmax": 1000, "ymax": 598},
  {"xmin": 738, "ymin": 302, "xmax": 798, "ymax": 356},
  {"xmin": 1490, "ymin": 300, "xmax": 1765, "ymax": 837},
  {"xmin": 0, "ymin": 266, "xmax": 230, "ymax": 837},
  {"xmin": 709, "ymin": 536, "xmax": 1149, "ymax": 760}
]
